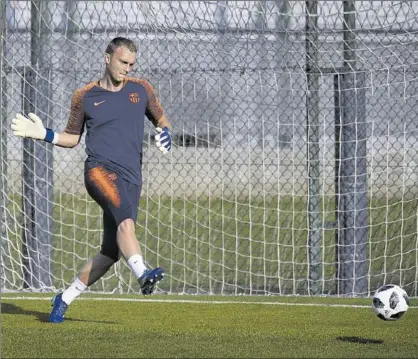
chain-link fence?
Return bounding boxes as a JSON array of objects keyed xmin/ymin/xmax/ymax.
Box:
[{"xmin": 1, "ymin": 1, "xmax": 417, "ymax": 296}]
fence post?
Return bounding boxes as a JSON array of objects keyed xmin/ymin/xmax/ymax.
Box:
[
  {"xmin": 0, "ymin": 0, "xmax": 8, "ymax": 291},
  {"xmin": 305, "ymin": 0, "xmax": 322, "ymax": 295},
  {"xmin": 335, "ymin": 0, "xmax": 368, "ymax": 295},
  {"xmin": 21, "ymin": 0, "xmax": 54, "ymax": 289}
]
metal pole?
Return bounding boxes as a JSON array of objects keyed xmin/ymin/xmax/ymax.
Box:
[
  {"xmin": 21, "ymin": 0, "xmax": 54, "ymax": 289},
  {"xmin": 305, "ymin": 1, "xmax": 322, "ymax": 295},
  {"xmin": 0, "ymin": 0, "xmax": 9, "ymax": 294},
  {"xmin": 336, "ymin": 0, "xmax": 368, "ymax": 295}
]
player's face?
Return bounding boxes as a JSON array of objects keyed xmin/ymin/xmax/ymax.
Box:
[{"xmin": 105, "ymin": 46, "xmax": 136, "ymax": 83}]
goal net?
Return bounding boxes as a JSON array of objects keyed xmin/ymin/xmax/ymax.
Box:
[{"xmin": 1, "ymin": 1, "xmax": 417, "ymax": 297}]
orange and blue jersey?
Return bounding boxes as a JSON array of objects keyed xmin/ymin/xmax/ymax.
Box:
[{"xmin": 64, "ymin": 77, "xmax": 164, "ymax": 184}]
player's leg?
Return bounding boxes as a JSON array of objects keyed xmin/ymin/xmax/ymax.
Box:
[
  {"xmin": 50, "ymin": 163, "xmax": 120, "ymax": 323},
  {"xmin": 85, "ymin": 163, "xmax": 163, "ymax": 292},
  {"xmin": 49, "ymin": 214, "xmax": 119, "ymax": 323},
  {"xmin": 64, "ymin": 214, "xmax": 119, "ymax": 299},
  {"xmin": 116, "ymin": 181, "xmax": 164, "ymax": 295},
  {"xmin": 115, "ymin": 180, "xmax": 145, "ymax": 274},
  {"xmin": 116, "ymin": 219, "xmax": 143, "ymax": 269},
  {"xmin": 49, "ymin": 253, "xmax": 114, "ymax": 323}
]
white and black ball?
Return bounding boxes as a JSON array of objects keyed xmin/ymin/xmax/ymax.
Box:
[{"xmin": 372, "ymin": 284, "xmax": 409, "ymax": 321}]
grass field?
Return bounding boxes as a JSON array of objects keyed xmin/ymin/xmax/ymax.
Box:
[
  {"xmin": 3, "ymin": 195, "xmax": 418, "ymax": 296},
  {"xmin": 1, "ymin": 294, "xmax": 418, "ymax": 358}
]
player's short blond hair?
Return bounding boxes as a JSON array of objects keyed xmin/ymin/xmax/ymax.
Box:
[{"xmin": 105, "ymin": 37, "xmax": 137, "ymax": 55}]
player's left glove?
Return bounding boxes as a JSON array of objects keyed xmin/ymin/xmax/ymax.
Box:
[{"xmin": 154, "ymin": 127, "xmax": 172, "ymax": 154}]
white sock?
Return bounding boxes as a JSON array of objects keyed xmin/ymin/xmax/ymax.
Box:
[
  {"xmin": 127, "ymin": 254, "xmax": 147, "ymax": 278},
  {"xmin": 61, "ymin": 277, "xmax": 87, "ymax": 305}
]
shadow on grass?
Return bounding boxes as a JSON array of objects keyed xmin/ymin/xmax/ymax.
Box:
[
  {"xmin": 336, "ymin": 336, "xmax": 384, "ymax": 345},
  {"xmin": 1, "ymin": 302, "xmax": 116, "ymax": 324}
]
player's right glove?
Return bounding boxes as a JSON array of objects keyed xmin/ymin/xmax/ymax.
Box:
[
  {"xmin": 11, "ymin": 113, "xmax": 47, "ymax": 140},
  {"xmin": 154, "ymin": 126, "xmax": 172, "ymax": 154}
]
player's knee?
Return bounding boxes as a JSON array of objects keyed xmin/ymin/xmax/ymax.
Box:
[{"xmin": 117, "ymin": 218, "xmax": 135, "ymax": 235}]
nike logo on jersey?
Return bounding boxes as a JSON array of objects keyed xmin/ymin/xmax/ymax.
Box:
[{"xmin": 94, "ymin": 100, "xmax": 106, "ymax": 106}]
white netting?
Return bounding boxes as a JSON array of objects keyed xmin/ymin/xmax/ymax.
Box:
[{"xmin": 1, "ymin": 1, "xmax": 417, "ymax": 296}]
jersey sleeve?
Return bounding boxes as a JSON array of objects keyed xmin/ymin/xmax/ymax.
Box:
[
  {"xmin": 142, "ymin": 81, "xmax": 165, "ymax": 126},
  {"xmin": 64, "ymin": 89, "xmax": 85, "ymax": 135}
]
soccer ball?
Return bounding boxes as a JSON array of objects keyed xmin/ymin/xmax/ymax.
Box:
[{"xmin": 372, "ymin": 284, "xmax": 409, "ymax": 321}]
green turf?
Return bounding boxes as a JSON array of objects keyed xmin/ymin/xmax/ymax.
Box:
[
  {"xmin": 2, "ymin": 295, "xmax": 418, "ymax": 358},
  {"xmin": 2, "ymin": 195, "xmax": 418, "ymax": 296}
]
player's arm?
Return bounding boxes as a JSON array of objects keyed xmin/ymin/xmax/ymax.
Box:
[
  {"xmin": 54, "ymin": 131, "xmax": 81, "ymax": 148},
  {"xmin": 11, "ymin": 90, "xmax": 85, "ymax": 148},
  {"xmin": 143, "ymin": 81, "xmax": 173, "ymax": 154}
]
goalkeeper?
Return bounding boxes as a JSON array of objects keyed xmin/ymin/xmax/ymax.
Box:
[{"xmin": 11, "ymin": 37, "xmax": 172, "ymax": 323}]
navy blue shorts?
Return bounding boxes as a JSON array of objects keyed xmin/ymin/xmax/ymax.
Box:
[{"xmin": 84, "ymin": 160, "xmax": 141, "ymax": 261}]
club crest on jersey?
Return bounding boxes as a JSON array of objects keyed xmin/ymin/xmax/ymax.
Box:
[
  {"xmin": 129, "ymin": 93, "xmax": 140, "ymax": 103},
  {"xmin": 107, "ymin": 172, "xmax": 117, "ymax": 181}
]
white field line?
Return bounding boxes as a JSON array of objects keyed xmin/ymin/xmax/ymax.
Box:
[{"xmin": 2, "ymin": 296, "xmax": 418, "ymax": 309}]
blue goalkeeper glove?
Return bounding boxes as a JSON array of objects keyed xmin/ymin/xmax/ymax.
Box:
[{"xmin": 155, "ymin": 127, "xmax": 172, "ymax": 154}]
